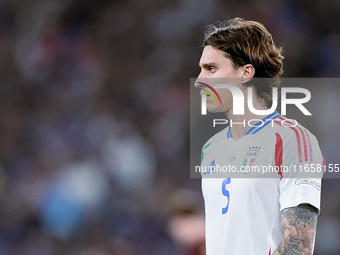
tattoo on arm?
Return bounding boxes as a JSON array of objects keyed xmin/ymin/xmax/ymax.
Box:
[{"xmin": 273, "ymin": 204, "xmax": 318, "ymax": 255}]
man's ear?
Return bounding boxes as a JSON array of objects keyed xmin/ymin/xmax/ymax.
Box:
[{"xmin": 240, "ymin": 64, "xmax": 255, "ymax": 81}]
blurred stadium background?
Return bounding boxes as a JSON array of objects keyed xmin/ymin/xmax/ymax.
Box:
[{"xmin": 0, "ymin": 0, "xmax": 339, "ymax": 254}]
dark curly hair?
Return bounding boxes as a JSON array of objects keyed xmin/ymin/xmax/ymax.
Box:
[{"xmin": 203, "ymin": 17, "xmax": 284, "ymax": 108}]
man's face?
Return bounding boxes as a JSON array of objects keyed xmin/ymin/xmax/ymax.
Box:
[{"xmin": 196, "ymin": 45, "xmax": 244, "ymax": 113}]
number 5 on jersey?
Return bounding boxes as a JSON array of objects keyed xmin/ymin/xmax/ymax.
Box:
[{"xmin": 222, "ymin": 178, "xmax": 231, "ymax": 214}]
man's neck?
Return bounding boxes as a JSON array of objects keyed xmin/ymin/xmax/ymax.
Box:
[{"xmin": 227, "ymin": 99, "xmax": 270, "ymax": 141}]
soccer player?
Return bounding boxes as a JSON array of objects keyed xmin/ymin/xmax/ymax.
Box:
[{"xmin": 196, "ymin": 18, "xmax": 324, "ymax": 254}]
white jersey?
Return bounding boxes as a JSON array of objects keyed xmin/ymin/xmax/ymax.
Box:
[{"xmin": 200, "ymin": 111, "xmax": 324, "ymax": 255}]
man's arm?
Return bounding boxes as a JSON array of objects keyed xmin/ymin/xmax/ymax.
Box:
[{"xmin": 273, "ymin": 203, "xmax": 318, "ymax": 255}]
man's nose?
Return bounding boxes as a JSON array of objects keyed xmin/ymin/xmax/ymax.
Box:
[{"xmin": 195, "ymin": 72, "xmax": 206, "ymax": 87}]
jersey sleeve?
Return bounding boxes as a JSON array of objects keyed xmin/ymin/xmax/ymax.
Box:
[{"xmin": 276, "ymin": 128, "xmax": 324, "ymax": 212}]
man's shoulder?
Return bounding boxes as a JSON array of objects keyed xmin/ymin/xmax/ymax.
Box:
[
  {"xmin": 270, "ymin": 116, "xmax": 316, "ymax": 139},
  {"xmin": 269, "ymin": 116, "xmax": 321, "ymax": 157}
]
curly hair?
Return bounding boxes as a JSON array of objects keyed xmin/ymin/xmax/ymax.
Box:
[{"xmin": 203, "ymin": 17, "xmax": 284, "ymax": 108}]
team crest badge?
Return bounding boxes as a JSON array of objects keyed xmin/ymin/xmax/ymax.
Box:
[{"xmin": 241, "ymin": 147, "xmax": 261, "ymax": 174}]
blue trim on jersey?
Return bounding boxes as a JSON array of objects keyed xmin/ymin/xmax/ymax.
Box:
[
  {"xmin": 227, "ymin": 127, "xmax": 232, "ymax": 138},
  {"xmin": 248, "ymin": 111, "xmax": 280, "ymax": 135},
  {"xmin": 245, "ymin": 111, "xmax": 279, "ymax": 135},
  {"xmin": 227, "ymin": 111, "xmax": 280, "ymax": 138}
]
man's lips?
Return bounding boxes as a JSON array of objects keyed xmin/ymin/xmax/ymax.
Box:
[{"xmin": 197, "ymin": 82, "xmax": 213, "ymax": 98}]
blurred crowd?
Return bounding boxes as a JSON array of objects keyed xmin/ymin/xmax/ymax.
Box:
[{"xmin": 0, "ymin": 0, "xmax": 339, "ymax": 254}]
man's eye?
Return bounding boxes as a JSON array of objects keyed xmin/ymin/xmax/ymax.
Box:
[{"xmin": 209, "ymin": 67, "xmax": 216, "ymax": 73}]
